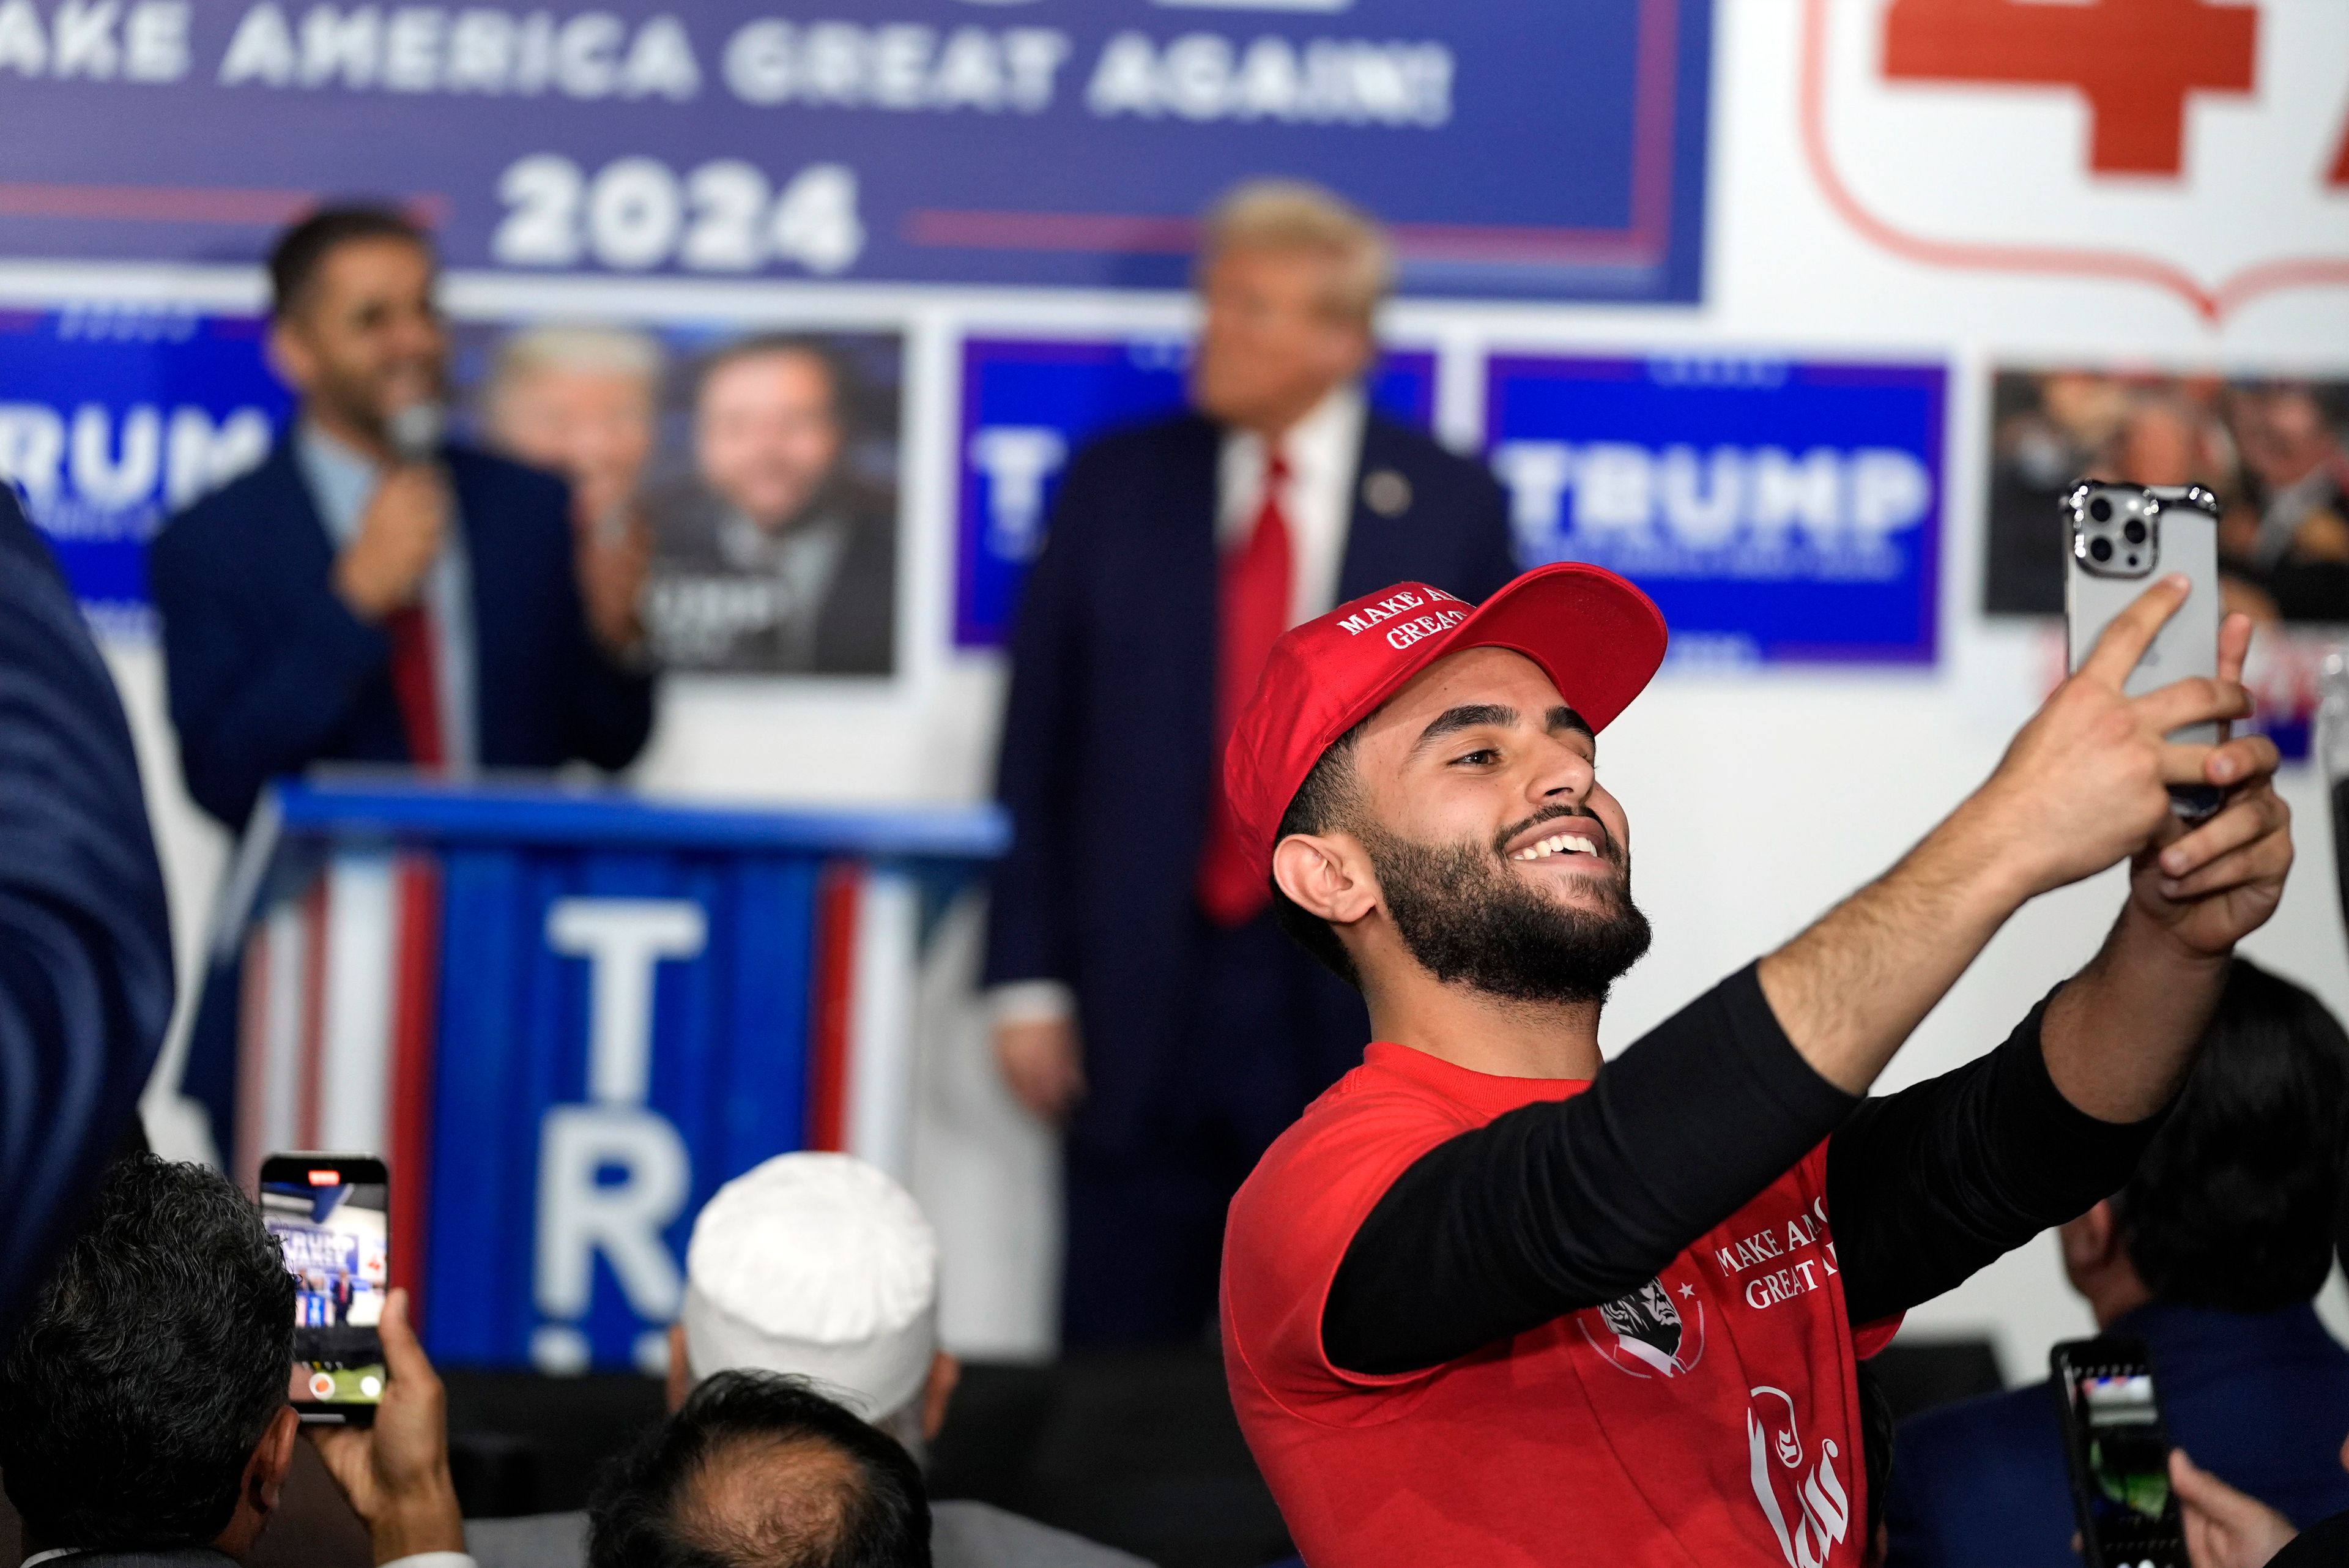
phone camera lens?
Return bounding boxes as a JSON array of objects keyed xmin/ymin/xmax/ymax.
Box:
[
  {"xmin": 2123, "ymin": 519, "xmax": 2147, "ymax": 544},
  {"xmin": 2089, "ymin": 537, "xmax": 2113, "ymax": 563},
  {"xmin": 2088, "ymin": 496, "xmax": 2113, "ymax": 523}
]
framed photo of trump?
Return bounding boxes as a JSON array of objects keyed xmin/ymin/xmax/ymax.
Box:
[{"xmin": 459, "ymin": 322, "xmax": 907, "ymax": 679}]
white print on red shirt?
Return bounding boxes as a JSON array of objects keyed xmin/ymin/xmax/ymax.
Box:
[
  {"xmin": 1747, "ymin": 1385, "xmax": 1852, "ymax": 1568},
  {"xmin": 1713, "ymin": 1197, "xmax": 1842, "ymax": 1311},
  {"xmin": 1576, "ymin": 1273, "xmax": 1706, "ymax": 1378}
]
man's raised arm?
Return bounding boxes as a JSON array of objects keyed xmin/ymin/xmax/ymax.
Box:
[
  {"xmin": 1757, "ymin": 576, "xmax": 2279, "ymax": 1099},
  {"xmin": 1324, "ymin": 579, "xmax": 2289, "ymax": 1375}
]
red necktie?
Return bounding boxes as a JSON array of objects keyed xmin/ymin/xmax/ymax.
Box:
[
  {"xmin": 1197, "ymin": 449, "xmax": 1293, "ymax": 926},
  {"xmin": 384, "ymin": 603, "xmax": 445, "ymax": 771}
]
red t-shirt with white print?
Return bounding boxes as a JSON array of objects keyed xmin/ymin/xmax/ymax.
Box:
[{"xmin": 1222, "ymin": 1041, "xmax": 1899, "ymax": 1567}]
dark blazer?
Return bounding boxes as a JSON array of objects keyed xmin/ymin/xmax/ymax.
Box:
[
  {"xmin": 644, "ymin": 479, "xmax": 897, "ymax": 675},
  {"xmin": 0, "ymin": 489, "xmax": 174, "ymax": 1331},
  {"xmin": 1884, "ymin": 1301, "xmax": 2349, "ymax": 1567},
  {"xmin": 149, "ymin": 438, "xmax": 656, "ymax": 831},
  {"xmin": 984, "ymin": 409, "xmax": 1516, "ymax": 1151}
]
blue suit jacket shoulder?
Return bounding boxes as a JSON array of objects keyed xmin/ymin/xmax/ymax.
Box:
[
  {"xmin": 0, "ymin": 491, "xmax": 174, "ymax": 1328},
  {"xmin": 150, "ymin": 437, "xmax": 653, "ymax": 830}
]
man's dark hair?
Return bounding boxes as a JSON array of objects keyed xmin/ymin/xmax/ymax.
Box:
[
  {"xmin": 589, "ymin": 1370, "xmax": 932, "ymax": 1568},
  {"xmin": 2118, "ymin": 958, "xmax": 2349, "ymax": 1312},
  {"xmin": 0, "ymin": 1154, "xmax": 295, "ymax": 1551},
  {"xmin": 1267, "ymin": 719, "xmax": 1370, "ymax": 990},
  {"xmin": 695, "ymin": 333, "xmax": 851, "ymax": 422},
  {"xmin": 269, "ymin": 204, "xmax": 430, "ymax": 319}
]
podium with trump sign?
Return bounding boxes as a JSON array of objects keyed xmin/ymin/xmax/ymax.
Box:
[{"xmin": 212, "ymin": 777, "xmax": 1004, "ymax": 1373}]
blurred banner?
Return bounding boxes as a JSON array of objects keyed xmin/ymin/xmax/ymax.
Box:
[
  {"xmin": 0, "ymin": 0, "xmax": 1711, "ymax": 301},
  {"xmin": 1984, "ymin": 367, "xmax": 2349, "ymax": 624},
  {"xmin": 1487, "ymin": 355, "xmax": 1946, "ymax": 666},
  {"xmin": 953, "ymin": 336, "xmax": 1436, "ymax": 649},
  {"xmin": 0, "ymin": 305, "xmax": 288, "ymax": 636}
]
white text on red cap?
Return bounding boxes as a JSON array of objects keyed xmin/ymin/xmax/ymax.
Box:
[{"xmin": 1332, "ymin": 587, "xmax": 1467, "ymax": 645}]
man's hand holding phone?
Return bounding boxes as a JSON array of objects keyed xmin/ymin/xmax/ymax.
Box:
[
  {"xmin": 2124, "ymin": 605, "xmax": 2293, "ymax": 960},
  {"xmin": 1968, "ymin": 578, "xmax": 2277, "ymax": 905},
  {"xmin": 308, "ymin": 1288, "xmax": 464, "ymax": 1566}
]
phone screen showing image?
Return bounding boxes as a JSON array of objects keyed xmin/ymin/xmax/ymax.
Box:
[
  {"xmin": 2061, "ymin": 1351, "xmax": 2184, "ymax": 1567},
  {"xmin": 261, "ymin": 1158, "xmax": 388, "ymax": 1416}
]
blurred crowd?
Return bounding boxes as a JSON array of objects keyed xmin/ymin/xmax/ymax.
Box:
[{"xmin": 1988, "ymin": 370, "xmax": 2349, "ymax": 623}]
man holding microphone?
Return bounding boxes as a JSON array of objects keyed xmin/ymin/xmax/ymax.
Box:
[
  {"xmin": 1218, "ymin": 563, "xmax": 2290, "ymax": 1564},
  {"xmin": 150, "ymin": 207, "xmax": 654, "ymax": 835}
]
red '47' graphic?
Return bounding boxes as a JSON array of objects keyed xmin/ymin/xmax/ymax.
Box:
[{"xmin": 1882, "ymin": 0, "xmax": 2258, "ymax": 176}]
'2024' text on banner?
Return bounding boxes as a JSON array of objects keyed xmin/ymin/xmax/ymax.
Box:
[
  {"xmin": 0, "ymin": 0, "xmax": 1710, "ymax": 301},
  {"xmin": 1486, "ymin": 355, "xmax": 1947, "ymax": 667},
  {"xmin": 955, "ymin": 335, "xmax": 1435, "ymax": 649}
]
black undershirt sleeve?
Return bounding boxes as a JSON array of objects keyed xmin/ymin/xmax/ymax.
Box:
[
  {"xmin": 1323, "ymin": 965, "xmax": 1857, "ymax": 1377},
  {"xmin": 1825, "ymin": 986, "xmax": 2167, "ymax": 1328}
]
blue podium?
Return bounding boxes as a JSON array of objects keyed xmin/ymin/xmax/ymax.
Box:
[{"xmin": 220, "ymin": 776, "xmax": 1006, "ymax": 1373}]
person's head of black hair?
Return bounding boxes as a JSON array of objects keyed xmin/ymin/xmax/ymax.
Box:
[
  {"xmin": 588, "ymin": 1369, "xmax": 932, "ymax": 1568},
  {"xmin": 2118, "ymin": 957, "xmax": 2349, "ymax": 1312},
  {"xmin": 0, "ymin": 1154, "xmax": 296, "ymax": 1552},
  {"xmin": 269, "ymin": 205, "xmax": 430, "ymax": 319}
]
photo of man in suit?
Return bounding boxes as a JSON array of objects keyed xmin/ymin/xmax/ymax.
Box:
[
  {"xmin": 643, "ymin": 334, "xmax": 899, "ymax": 676},
  {"xmin": 985, "ymin": 180, "xmax": 1519, "ymax": 1347}
]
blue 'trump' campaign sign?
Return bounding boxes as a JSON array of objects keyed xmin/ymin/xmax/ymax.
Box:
[
  {"xmin": 1485, "ymin": 356, "xmax": 1947, "ymax": 666},
  {"xmin": 0, "ymin": 306, "xmax": 289, "ymax": 635},
  {"xmin": 0, "ymin": 1, "xmax": 1710, "ymax": 302},
  {"xmin": 955, "ymin": 337, "xmax": 1435, "ymax": 649}
]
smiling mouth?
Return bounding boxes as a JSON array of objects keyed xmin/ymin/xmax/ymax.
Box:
[{"xmin": 1512, "ymin": 830, "xmax": 1601, "ymax": 863}]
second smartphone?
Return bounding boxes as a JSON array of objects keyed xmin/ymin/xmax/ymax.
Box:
[{"xmin": 258, "ymin": 1152, "xmax": 390, "ymax": 1425}]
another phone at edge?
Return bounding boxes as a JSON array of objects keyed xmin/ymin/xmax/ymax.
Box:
[
  {"xmin": 2063, "ymin": 480, "xmax": 2224, "ymax": 819},
  {"xmin": 2051, "ymin": 1336, "xmax": 2184, "ymax": 1568},
  {"xmin": 259, "ymin": 1152, "xmax": 390, "ymax": 1425}
]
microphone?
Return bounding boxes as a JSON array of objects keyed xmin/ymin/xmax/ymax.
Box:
[{"xmin": 386, "ymin": 400, "xmax": 445, "ymax": 466}]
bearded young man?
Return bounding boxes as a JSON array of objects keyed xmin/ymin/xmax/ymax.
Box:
[{"xmin": 1217, "ymin": 563, "xmax": 2293, "ymax": 1566}]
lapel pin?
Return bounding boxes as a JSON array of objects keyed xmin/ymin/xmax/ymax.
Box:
[{"xmin": 1362, "ymin": 469, "xmax": 1412, "ymax": 518}]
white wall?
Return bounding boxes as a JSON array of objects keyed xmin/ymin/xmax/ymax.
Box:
[{"xmin": 69, "ymin": 0, "xmax": 2349, "ymax": 1372}]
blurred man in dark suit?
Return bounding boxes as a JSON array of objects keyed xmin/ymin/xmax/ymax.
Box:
[
  {"xmin": 986, "ymin": 180, "xmax": 1516, "ymax": 1347},
  {"xmin": 0, "ymin": 487, "xmax": 174, "ymax": 1332},
  {"xmin": 644, "ymin": 335, "xmax": 897, "ymax": 675},
  {"xmin": 148, "ymin": 207, "xmax": 657, "ymax": 1157},
  {"xmin": 149, "ymin": 206, "xmax": 656, "ymax": 834}
]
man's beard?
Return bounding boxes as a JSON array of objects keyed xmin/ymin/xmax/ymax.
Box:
[{"xmin": 1360, "ymin": 812, "xmax": 1652, "ymax": 1006}]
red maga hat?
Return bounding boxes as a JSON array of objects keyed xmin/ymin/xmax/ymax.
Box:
[{"xmin": 1222, "ymin": 562, "xmax": 1669, "ymax": 877}]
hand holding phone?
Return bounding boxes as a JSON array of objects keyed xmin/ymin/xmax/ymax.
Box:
[
  {"xmin": 2063, "ymin": 482, "xmax": 2224, "ymax": 819},
  {"xmin": 259, "ymin": 1152, "xmax": 389, "ymax": 1425},
  {"xmin": 306, "ymin": 1287, "xmax": 464, "ymax": 1562}
]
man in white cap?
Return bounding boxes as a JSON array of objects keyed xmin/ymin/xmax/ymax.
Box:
[{"xmin": 469, "ymin": 1153, "xmax": 1143, "ymax": 1568}]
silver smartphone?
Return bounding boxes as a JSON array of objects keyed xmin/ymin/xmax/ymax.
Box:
[{"xmin": 2063, "ymin": 481, "xmax": 2223, "ymax": 819}]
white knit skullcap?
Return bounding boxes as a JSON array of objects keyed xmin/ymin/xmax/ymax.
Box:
[{"xmin": 680, "ymin": 1153, "xmax": 940, "ymax": 1422}]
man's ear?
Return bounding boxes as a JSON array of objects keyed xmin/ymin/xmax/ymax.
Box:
[
  {"xmin": 666, "ymin": 1321, "xmax": 691, "ymax": 1411},
  {"xmin": 264, "ymin": 318, "xmax": 313, "ymax": 393},
  {"xmin": 921, "ymin": 1351, "xmax": 960, "ymax": 1444},
  {"xmin": 2060, "ymin": 1200, "xmax": 2121, "ymax": 1274},
  {"xmin": 1272, "ymin": 832, "xmax": 1376, "ymax": 925},
  {"xmin": 249, "ymin": 1404, "xmax": 300, "ymax": 1516}
]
